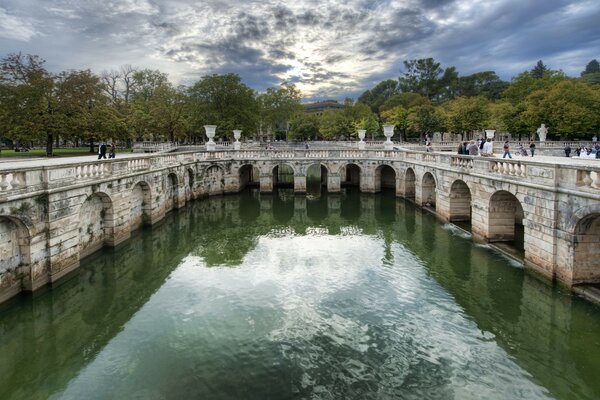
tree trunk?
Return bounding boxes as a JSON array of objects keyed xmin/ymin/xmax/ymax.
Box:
[
  {"xmin": 55, "ymin": 135, "xmax": 60, "ymax": 148},
  {"xmin": 46, "ymin": 133, "xmax": 53, "ymax": 157},
  {"xmin": 89, "ymin": 138, "xmax": 95, "ymax": 153}
]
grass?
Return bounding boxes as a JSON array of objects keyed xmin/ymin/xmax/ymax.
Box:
[{"xmin": 0, "ymin": 148, "xmax": 130, "ymax": 158}]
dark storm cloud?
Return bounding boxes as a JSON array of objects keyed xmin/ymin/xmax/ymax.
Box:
[{"xmin": 0, "ymin": 0, "xmax": 598, "ymax": 99}]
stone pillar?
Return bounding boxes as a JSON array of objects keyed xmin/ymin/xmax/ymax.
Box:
[
  {"xmin": 294, "ymin": 174, "xmax": 306, "ymax": 194},
  {"xmin": 327, "ymin": 173, "xmax": 341, "ymax": 193},
  {"xmin": 260, "ymin": 174, "xmax": 273, "ymax": 193}
]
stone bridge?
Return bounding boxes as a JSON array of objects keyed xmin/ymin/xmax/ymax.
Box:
[{"xmin": 0, "ymin": 148, "xmax": 599, "ymax": 303}]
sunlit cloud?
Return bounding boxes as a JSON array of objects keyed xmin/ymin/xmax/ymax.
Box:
[{"xmin": 0, "ymin": 0, "xmax": 598, "ymax": 99}]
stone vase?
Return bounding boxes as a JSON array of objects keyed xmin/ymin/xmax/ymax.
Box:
[
  {"xmin": 233, "ymin": 130, "xmax": 242, "ymax": 150},
  {"xmin": 204, "ymin": 125, "xmax": 217, "ymax": 151},
  {"xmin": 485, "ymin": 129, "xmax": 496, "ymax": 140},
  {"xmin": 357, "ymin": 130, "xmax": 366, "ymax": 150},
  {"xmin": 383, "ymin": 125, "xmax": 395, "ymax": 150}
]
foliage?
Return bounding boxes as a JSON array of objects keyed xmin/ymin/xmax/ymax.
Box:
[
  {"xmin": 289, "ymin": 113, "xmax": 320, "ymax": 140},
  {"xmin": 379, "ymin": 92, "xmax": 429, "ymax": 112},
  {"xmin": 257, "ymin": 82, "xmax": 302, "ymax": 136},
  {"xmin": 581, "ymin": 59, "xmax": 599, "ymax": 76},
  {"xmin": 531, "ymin": 60, "xmax": 548, "ymax": 79},
  {"xmin": 407, "ymin": 105, "xmax": 443, "ymax": 138},
  {"xmin": 399, "ymin": 58, "xmax": 444, "ymax": 99},
  {"xmin": 357, "ymin": 79, "xmax": 399, "ymax": 113},
  {"xmin": 443, "ymin": 96, "xmax": 490, "ymax": 135},
  {"xmin": 187, "ymin": 73, "xmax": 258, "ymax": 139}
]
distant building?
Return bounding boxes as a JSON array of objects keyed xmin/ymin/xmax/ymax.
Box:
[{"xmin": 303, "ymin": 100, "xmax": 345, "ymax": 115}]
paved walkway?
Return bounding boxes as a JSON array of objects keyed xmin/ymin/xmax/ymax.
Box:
[{"xmin": 0, "ymin": 150, "xmax": 598, "ymax": 170}]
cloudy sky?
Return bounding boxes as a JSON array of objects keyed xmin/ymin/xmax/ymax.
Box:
[{"xmin": 0, "ymin": 0, "xmax": 598, "ymax": 99}]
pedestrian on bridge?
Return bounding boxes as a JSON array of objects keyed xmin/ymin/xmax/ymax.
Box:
[
  {"xmin": 529, "ymin": 142, "xmax": 536, "ymax": 157},
  {"xmin": 502, "ymin": 141, "xmax": 512, "ymax": 159}
]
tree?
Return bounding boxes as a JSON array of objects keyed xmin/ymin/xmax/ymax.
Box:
[
  {"xmin": 187, "ymin": 74, "xmax": 258, "ymax": 140},
  {"xmin": 357, "ymin": 79, "xmax": 399, "ymax": 113},
  {"xmin": 443, "ymin": 96, "xmax": 490, "ymax": 138},
  {"xmin": 531, "ymin": 60, "xmax": 548, "ymax": 79},
  {"xmin": 581, "ymin": 59, "xmax": 600, "ymax": 76},
  {"xmin": 0, "ymin": 53, "xmax": 56, "ymax": 154},
  {"xmin": 502, "ymin": 70, "xmax": 567, "ymax": 104},
  {"xmin": 288, "ymin": 113, "xmax": 320, "ymax": 141},
  {"xmin": 379, "ymin": 92, "xmax": 429, "ymax": 112},
  {"xmin": 456, "ymin": 71, "xmax": 508, "ymax": 100},
  {"xmin": 380, "ymin": 105, "xmax": 408, "ymax": 139},
  {"xmin": 353, "ymin": 114, "xmax": 380, "ymax": 140},
  {"xmin": 147, "ymin": 84, "xmax": 189, "ymax": 142},
  {"xmin": 319, "ymin": 110, "xmax": 354, "ymax": 140},
  {"xmin": 407, "ymin": 105, "xmax": 443, "ymax": 139},
  {"xmin": 399, "ymin": 58, "xmax": 443, "ymax": 99},
  {"xmin": 521, "ymin": 80, "xmax": 600, "ymax": 138},
  {"xmin": 257, "ymin": 82, "xmax": 302, "ymax": 139}
]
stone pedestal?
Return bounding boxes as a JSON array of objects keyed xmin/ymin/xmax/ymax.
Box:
[
  {"xmin": 383, "ymin": 125, "xmax": 394, "ymax": 150},
  {"xmin": 205, "ymin": 125, "xmax": 217, "ymax": 151},
  {"xmin": 233, "ymin": 130, "xmax": 242, "ymax": 151},
  {"xmin": 357, "ymin": 130, "xmax": 366, "ymax": 150}
]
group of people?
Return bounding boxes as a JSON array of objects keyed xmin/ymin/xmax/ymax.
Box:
[
  {"xmin": 98, "ymin": 142, "xmax": 116, "ymax": 159},
  {"xmin": 453, "ymin": 139, "xmax": 538, "ymax": 159},
  {"xmin": 569, "ymin": 144, "xmax": 600, "ymax": 159}
]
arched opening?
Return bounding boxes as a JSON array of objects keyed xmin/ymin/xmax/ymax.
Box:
[
  {"xmin": 205, "ymin": 165, "xmax": 225, "ymax": 195},
  {"xmin": 341, "ymin": 163, "xmax": 361, "ymax": 187},
  {"xmin": 404, "ymin": 168, "xmax": 416, "ymax": 200},
  {"xmin": 0, "ymin": 216, "xmax": 31, "ymax": 273},
  {"xmin": 272, "ymin": 164, "xmax": 294, "ymax": 188},
  {"xmin": 130, "ymin": 181, "xmax": 152, "ymax": 230},
  {"xmin": 375, "ymin": 165, "xmax": 396, "ymax": 193},
  {"xmin": 306, "ymin": 164, "xmax": 328, "ymax": 196},
  {"xmin": 239, "ymin": 164, "xmax": 259, "ymax": 191},
  {"xmin": 448, "ymin": 180, "xmax": 472, "ymax": 222},
  {"xmin": 187, "ymin": 168, "xmax": 195, "ymax": 189},
  {"xmin": 488, "ymin": 191, "xmax": 525, "ymax": 250},
  {"xmin": 78, "ymin": 192, "xmax": 113, "ymax": 258},
  {"xmin": 572, "ymin": 214, "xmax": 600, "ymax": 283},
  {"xmin": 422, "ymin": 172, "xmax": 436, "ymax": 208},
  {"xmin": 166, "ymin": 173, "xmax": 179, "ymax": 211}
]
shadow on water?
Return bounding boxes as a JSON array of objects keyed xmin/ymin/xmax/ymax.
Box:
[{"xmin": 0, "ymin": 188, "xmax": 599, "ymax": 400}]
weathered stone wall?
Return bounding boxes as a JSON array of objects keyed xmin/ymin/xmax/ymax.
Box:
[{"xmin": 0, "ymin": 149, "xmax": 599, "ymax": 304}]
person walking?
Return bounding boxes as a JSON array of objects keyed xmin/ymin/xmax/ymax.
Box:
[
  {"xmin": 564, "ymin": 144, "xmax": 571, "ymax": 157},
  {"xmin": 98, "ymin": 142, "xmax": 107, "ymax": 159},
  {"xmin": 108, "ymin": 143, "xmax": 116, "ymax": 159},
  {"xmin": 529, "ymin": 142, "xmax": 536, "ymax": 157},
  {"xmin": 482, "ymin": 138, "xmax": 493, "ymax": 156},
  {"xmin": 502, "ymin": 141, "xmax": 512, "ymax": 159}
]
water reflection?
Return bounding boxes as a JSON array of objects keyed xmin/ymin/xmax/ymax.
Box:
[{"xmin": 0, "ymin": 189, "xmax": 598, "ymax": 400}]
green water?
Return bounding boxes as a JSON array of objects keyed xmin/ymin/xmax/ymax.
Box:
[{"xmin": 1, "ymin": 188, "xmax": 599, "ymax": 400}]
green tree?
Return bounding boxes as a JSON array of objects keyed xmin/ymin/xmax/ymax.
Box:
[
  {"xmin": 407, "ymin": 105, "xmax": 443, "ymax": 139},
  {"xmin": 257, "ymin": 82, "xmax": 302, "ymax": 139},
  {"xmin": 521, "ymin": 80, "xmax": 600, "ymax": 138},
  {"xmin": 0, "ymin": 53, "xmax": 56, "ymax": 154},
  {"xmin": 443, "ymin": 96, "xmax": 490, "ymax": 138},
  {"xmin": 399, "ymin": 58, "xmax": 443, "ymax": 99},
  {"xmin": 380, "ymin": 105, "xmax": 408, "ymax": 139},
  {"xmin": 187, "ymin": 73, "xmax": 258, "ymax": 140},
  {"xmin": 581, "ymin": 59, "xmax": 599, "ymax": 76},
  {"xmin": 456, "ymin": 71, "xmax": 508, "ymax": 100},
  {"xmin": 148, "ymin": 84, "xmax": 189, "ymax": 142},
  {"xmin": 319, "ymin": 110, "xmax": 353, "ymax": 140},
  {"xmin": 353, "ymin": 114, "xmax": 380, "ymax": 140},
  {"xmin": 379, "ymin": 92, "xmax": 429, "ymax": 112},
  {"xmin": 531, "ymin": 60, "xmax": 548, "ymax": 79},
  {"xmin": 289, "ymin": 113, "xmax": 320, "ymax": 141},
  {"xmin": 357, "ymin": 79, "xmax": 399, "ymax": 113}
]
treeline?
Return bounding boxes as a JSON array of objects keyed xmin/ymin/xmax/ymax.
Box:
[
  {"xmin": 290, "ymin": 58, "xmax": 600, "ymax": 141},
  {"xmin": 0, "ymin": 53, "xmax": 303, "ymax": 154},
  {"xmin": 1, "ymin": 53, "xmax": 599, "ymax": 155}
]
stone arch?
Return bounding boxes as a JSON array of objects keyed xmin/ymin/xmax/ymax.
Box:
[
  {"xmin": 404, "ymin": 167, "xmax": 416, "ymax": 200},
  {"xmin": 374, "ymin": 164, "xmax": 396, "ymax": 193},
  {"xmin": 166, "ymin": 172, "xmax": 179, "ymax": 211},
  {"xmin": 0, "ymin": 216, "xmax": 31, "ymax": 273},
  {"xmin": 341, "ymin": 163, "xmax": 361, "ymax": 187},
  {"xmin": 204, "ymin": 164, "xmax": 225, "ymax": 195},
  {"xmin": 187, "ymin": 167, "xmax": 195, "ymax": 190},
  {"xmin": 130, "ymin": 181, "xmax": 152, "ymax": 230},
  {"xmin": 306, "ymin": 163, "xmax": 329, "ymax": 191},
  {"xmin": 571, "ymin": 213, "xmax": 600, "ymax": 284},
  {"xmin": 272, "ymin": 163, "xmax": 295, "ymax": 188},
  {"xmin": 239, "ymin": 164, "xmax": 259, "ymax": 191},
  {"xmin": 487, "ymin": 190, "xmax": 525, "ymax": 245},
  {"xmin": 78, "ymin": 192, "xmax": 113, "ymax": 258},
  {"xmin": 448, "ymin": 179, "xmax": 472, "ymax": 222},
  {"xmin": 421, "ymin": 172, "xmax": 437, "ymax": 207}
]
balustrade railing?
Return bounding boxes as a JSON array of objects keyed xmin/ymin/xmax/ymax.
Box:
[{"xmin": 2, "ymin": 147, "xmax": 599, "ymax": 198}]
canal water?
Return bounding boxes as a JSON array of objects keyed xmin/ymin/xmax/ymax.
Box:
[{"xmin": 1, "ymin": 188, "xmax": 599, "ymax": 400}]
